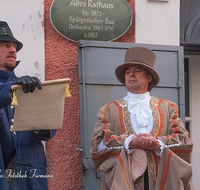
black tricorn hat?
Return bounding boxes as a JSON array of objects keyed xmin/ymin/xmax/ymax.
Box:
[{"xmin": 0, "ymin": 21, "xmax": 23, "ymax": 52}]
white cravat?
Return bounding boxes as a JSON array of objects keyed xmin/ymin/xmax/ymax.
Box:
[{"xmin": 124, "ymin": 91, "xmax": 152, "ymax": 133}]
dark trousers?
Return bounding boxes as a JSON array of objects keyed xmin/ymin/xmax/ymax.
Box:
[{"xmin": 144, "ymin": 168, "xmax": 149, "ymax": 190}]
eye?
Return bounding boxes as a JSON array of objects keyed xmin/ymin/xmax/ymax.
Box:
[
  {"xmin": 13, "ymin": 44, "xmax": 17, "ymax": 49},
  {"xmin": 1, "ymin": 43, "xmax": 7, "ymax": 47},
  {"xmin": 2, "ymin": 43, "xmax": 10, "ymax": 48}
]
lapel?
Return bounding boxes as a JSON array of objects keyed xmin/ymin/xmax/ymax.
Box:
[{"xmin": 149, "ymin": 97, "xmax": 161, "ymax": 138}]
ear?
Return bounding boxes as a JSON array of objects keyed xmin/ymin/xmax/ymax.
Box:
[{"xmin": 148, "ymin": 75, "xmax": 152, "ymax": 83}]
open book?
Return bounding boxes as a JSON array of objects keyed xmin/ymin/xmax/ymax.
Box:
[{"xmin": 10, "ymin": 78, "xmax": 71, "ymax": 132}]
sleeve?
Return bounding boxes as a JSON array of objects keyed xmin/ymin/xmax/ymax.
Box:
[
  {"xmin": 157, "ymin": 101, "xmax": 190, "ymax": 145},
  {"xmin": 157, "ymin": 100, "xmax": 193, "ymax": 163},
  {"xmin": 32, "ymin": 129, "xmax": 57, "ymax": 141},
  {"xmin": 155, "ymin": 147, "xmax": 193, "ymax": 190},
  {"xmin": 0, "ymin": 81, "xmax": 13, "ymax": 108},
  {"xmin": 90, "ymin": 103, "xmax": 129, "ymax": 172}
]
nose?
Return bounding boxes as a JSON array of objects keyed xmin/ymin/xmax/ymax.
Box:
[
  {"xmin": 8, "ymin": 44, "xmax": 17, "ymax": 52},
  {"xmin": 130, "ymin": 70, "xmax": 135, "ymax": 77}
]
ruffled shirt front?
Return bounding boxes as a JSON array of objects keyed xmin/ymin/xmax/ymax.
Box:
[{"xmin": 124, "ymin": 91, "xmax": 153, "ymax": 134}]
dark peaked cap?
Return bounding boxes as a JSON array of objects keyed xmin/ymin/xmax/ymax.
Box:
[{"xmin": 0, "ymin": 21, "xmax": 23, "ymax": 52}]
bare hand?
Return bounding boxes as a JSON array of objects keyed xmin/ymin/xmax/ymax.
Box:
[{"xmin": 129, "ymin": 133, "xmax": 161, "ymax": 150}]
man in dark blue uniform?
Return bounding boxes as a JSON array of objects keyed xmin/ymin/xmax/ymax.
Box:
[{"xmin": 0, "ymin": 21, "xmax": 56, "ymax": 190}]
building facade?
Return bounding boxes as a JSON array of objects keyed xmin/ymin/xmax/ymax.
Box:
[{"xmin": 1, "ymin": 0, "xmax": 200, "ymax": 189}]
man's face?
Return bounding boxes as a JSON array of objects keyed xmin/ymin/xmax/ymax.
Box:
[
  {"xmin": 0, "ymin": 41, "xmax": 17, "ymax": 72},
  {"xmin": 124, "ymin": 66, "xmax": 152, "ymax": 94}
]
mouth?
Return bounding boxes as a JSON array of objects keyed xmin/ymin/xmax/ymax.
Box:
[
  {"xmin": 6, "ymin": 55, "xmax": 16, "ymax": 60},
  {"xmin": 129, "ymin": 79, "xmax": 137, "ymax": 83}
]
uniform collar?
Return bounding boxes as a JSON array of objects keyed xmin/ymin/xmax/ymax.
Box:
[
  {"xmin": 0, "ymin": 69, "xmax": 16, "ymax": 82},
  {"xmin": 0, "ymin": 60, "xmax": 20, "ymax": 81}
]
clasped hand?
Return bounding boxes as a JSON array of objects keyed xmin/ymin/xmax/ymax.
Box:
[{"xmin": 129, "ymin": 133, "xmax": 160, "ymax": 150}]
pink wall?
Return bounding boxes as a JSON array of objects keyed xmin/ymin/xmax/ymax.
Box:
[{"xmin": 44, "ymin": 0, "xmax": 135, "ymax": 189}]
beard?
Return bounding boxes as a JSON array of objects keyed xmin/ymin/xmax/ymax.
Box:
[{"xmin": 3, "ymin": 62, "xmax": 16, "ymax": 72}]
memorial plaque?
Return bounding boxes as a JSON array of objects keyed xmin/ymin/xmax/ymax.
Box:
[{"xmin": 50, "ymin": 0, "xmax": 132, "ymax": 42}]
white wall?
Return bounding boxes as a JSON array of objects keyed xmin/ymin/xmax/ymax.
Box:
[
  {"xmin": 135, "ymin": 0, "xmax": 180, "ymax": 46},
  {"xmin": 189, "ymin": 55, "xmax": 200, "ymax": 189},
  {"xmin": 0, "ymin": 0, "xmax": 45, "ymax": 81}
]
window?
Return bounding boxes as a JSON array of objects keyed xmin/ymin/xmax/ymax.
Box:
[{"xmin": 184, "ymin": 57, "xmax": 190, "ymax": 137}]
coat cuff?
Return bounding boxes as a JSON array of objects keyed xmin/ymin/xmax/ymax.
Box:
[{"xmin": 124, "ymin": 134, "xmax": 136, "ymax": 154}]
